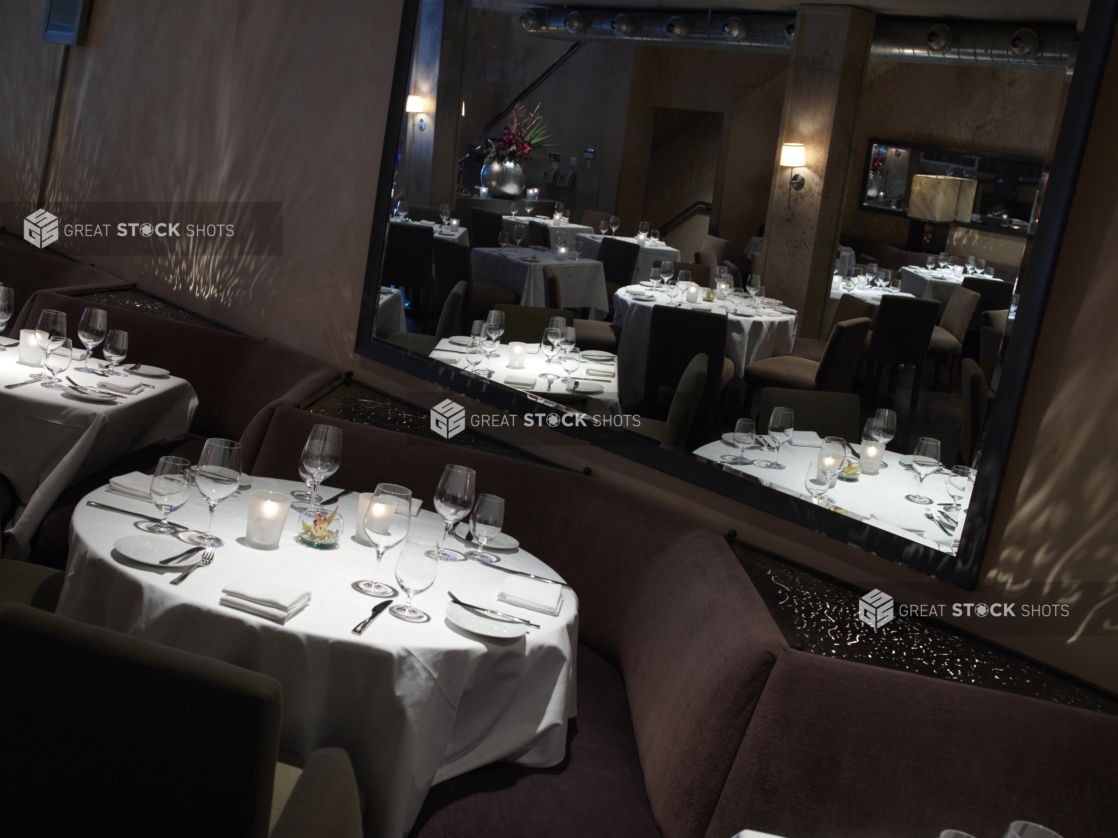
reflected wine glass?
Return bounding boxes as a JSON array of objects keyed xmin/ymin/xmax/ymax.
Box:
[
  {"xmin": 638, "ymin": 221, "xmax": 650, "ymax": 237},
  {"xmin": 650, "ymin": 229, "xmax": 660, "ymax": 243},
  {"xmin": 144, "ymin": 456, "xmax": 191, "ymax": 534},
  {"xmin": 907, "ymin": 437, "xmax": 942, "ymax": 504},
  {"xmin": 804, "ymin": 462, "xmax": 829, "ymax": 502},
  {"xmin": 484, "ymin": 309, "xmax": 504, "ymax": 358},
  {"xmin": 34, "ymin": 309, "xmax": 67, "ymax": 380},
  {"xmin": 356, "ymin": 483, "xmax": 412, "ymax": 598},
  {"xmin": 818, "ymin": 437, "xmax": 846, "ymax": 485},
  {"xmin": 439, "ymin": 203, "xmax": 451, "ymax": 228},
  {"xmin": 185, "ymin": 438, "xmax": 242, "ymax": 548},
  {"xmin": 431, "ymin": 464, "xmax": 476, "ymax": 562},
  {"xmin": 561, "ymin": 351, "xmax": 581, "ymax": 385},
  {"xmin": 947, "ymin": 465, "xmax": 974, "ymax": 512},
  {"xmin": 77, "ymin": 308, "xmax": 107, "ymax": 373},
  {"xmin": 722, "ymin": 417, "xmax": 754, "ymax": 465},
  {"xmin": 599, "ymin": 220, "xmax": 608, "ymax": 236},
  {"xmin": 396, "ymin": 200, "xmax": 409, "ymax": 221},
  {"xmin": 609, "ymin": 215, "xmax": 620, "ymax": 235},
  {"xmin": 513, "ymin": 224, "xmax": 525, "ymax": 252},
  {"xmin": 40, "ymin": 338, "xmax": 71, "ymax": 390},
  {"xmin": 926, "ymin": 256, "xmax": 935, "ymax": 270},
  {"xmin": 463, "ymin": 347, "xmax": 487, "ymax": 377},
  {"xmin": 497, "ymin": 231, "xmax": 509, "ymax": 251},
  {"xmin": 391, "ymin": 534, "xmax": 438, "ymax": 622},
  {"xmin": 103, "ymin": 329, "xmax": 129, "ymax": 376},
  {"xmin": 466, "ymin": 494, "xmax": 504, "ymax": 564},
  {"xmin": 755, "ymin": 407, "xmax": 794, "ymax": 470},
  {"xmin": 290, "ymin": 463, "xmax": 321, "ymax": 508}
]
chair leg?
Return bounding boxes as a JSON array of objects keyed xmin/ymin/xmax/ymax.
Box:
[{"xmin": 911, "ymin": 363, "xmax": 923, "ymax": 410}]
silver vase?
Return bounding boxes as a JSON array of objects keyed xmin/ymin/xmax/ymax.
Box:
[{"xmin": 481, "ymin": 159, "xmax": 526, "ymax": 199}]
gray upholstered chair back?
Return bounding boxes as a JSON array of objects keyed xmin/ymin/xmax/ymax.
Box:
[
  {"xmin": 404, "ymin": 204, "xmax": 443, "ymax": 223},
  {"xmin": 815, "ymin": 317, "xmax": 872, "ymax": 392},
  {"xmin": 382, "ymin": 222, "xmax": 434, "ymax": 292},
  {"xmin": 581, "ymin": 209, "xmax": 613, "ymax": 231},
  {"xmin": 432, "ymin": 237, "xmax": 471, "ymax": 306},
  {"xmin": 959, "ymin": 357, "xmax": 988, "ymax": 465},
  {"xmin": 661, "ymin": 353, "xmax": 709, "ymax": 452},
  {"xmin": 700, "ymin": 235, "xmax": 730, "ymax": 263},
  {"xmin": 644, "ymin": 306, "xmax": 728, "ymax": 413},
  {"xmin": 756, "ymin": 387, "xmax": 861, "ymax": 441},
  {"xmin": 494, "ymin": 303, "xmax": 573, "ymax": 344},
  {"xmin": 0, "ymin": 603, "xmax": 283, "ymax": 838},
  {"xmin": 524, "ymin": 200, "xmax": 556, "ymax": 216},
  {"xmin": 962, "ymin": 276, "xmax": 1015, "ymax": 332},
  {"xmin": 469, "ymin": 208, "xmax": 504, "ymax": 249},
  {"xmin": 598, "ymin": 237, "xmax": 641, "ymax": 287},
  {"xmin": 527, "ymin": 220, "xmax": 550, "ymax": 248},
  {"xmin": 695, "ymin": 249, "xmax": 719, "ymax": 269},
  {"xmin": 828, "ymin": 293, "xmax": 876, "ymax": 336},
  {"xmin": 939, "ymin": 287, "xmax": 983, "ymax": 344},
  {"xmin": 434, "ymin": 282, "xmax": 466, "ymax": 342},
  {"xmin": 865, "ymin": 296, "xmax": 939, "ymax": 365},
  {"xmin": 984, "ymin": 308, "xmax": 1009, "ymax": 332}
]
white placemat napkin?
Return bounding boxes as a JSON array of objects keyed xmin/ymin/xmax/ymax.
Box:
[
  {"xmin": 789, "ymin": 430, "xmax": 823, "ymax": 447},
  {"xmin": 99, "ymin": 381, "xmax": 144, "ymax": 395},
  {"xmin": 586, "ymin": 368, "xmax": 613, "ymax": 378},
  {"xmin": 108, "ymin": 471, "xmax": 152, "ymax": 501},
  {"xmin": 506, "ymin": 375, "xmax": 537, "ymax": 388},
  {"xmin": 220, "ymin": 573, "xmax": 311, "ymax": 624},
  {"xmin": 871, "ymin": 512, "xmax": 924, "ymax": 534},
  {"xmin": 497, "ymin": 576, "xmax": 563, "ymax": 616}
]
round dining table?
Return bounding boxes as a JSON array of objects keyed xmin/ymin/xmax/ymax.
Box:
[{"xmin": 56, "ymin": 476, "xmax": 579, "ymax": 838}]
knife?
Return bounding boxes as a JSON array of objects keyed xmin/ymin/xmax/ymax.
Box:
[
  {"xmin": 448, "ymin": 591, "xmax": 540, "ymax": 628},
  {"xmin": 158, "ymin": 546, "xmax": 205, "ymax": 565},
  {"xmin": 86, "ymin": 500, "xmax": 190, "ymax": 531},
  {"xmin": 352, "ymin": 600, "xmax": 393, "ymax": 635},
  {"xmin": 844, "ymin": 441, "xmax": 860, "ymax": 460},
  {"xmin": 320, "ymin": 488, "xmax": 353, "ymax": 505},
  {"xmin": 469, "ymin": 560, "xmax": 571, "ymax": 588},
  {"xmin": 4, "ymin": 378, "xmax": 40, "ymax": 389}
]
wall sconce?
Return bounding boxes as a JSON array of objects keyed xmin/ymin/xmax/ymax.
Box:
[
  {"xmin": 406, "ymin": 95, "xmax": 426, "ymax": 131},
  {"xmin": 780, "ymin": 143, "xmax": 806, "ymax": 208}
]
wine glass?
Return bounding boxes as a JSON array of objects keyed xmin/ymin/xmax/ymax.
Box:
[
  {"xmin": 677, "ymin": 270, "xmax": 692, "ymax": 302},
  {"xmin": 430, "ymin": 464, "xmax": 476, "ymax": 561},
  {"xmin": 638, "ymin": 221, "xmax": 650, "ymax": 237},
  {"xmin": 144, "ymin": 456, "xmax": 191, "ymax": 534},
  {"xmin": 497, "ymin": 230, "xmax": 509, "ymax": 251},
  {"xmin": 722, "ymin": 417, "xmax": 754, "ymax": 465},
  {"xmin": 648, "ymin": 266, "xmax": 661, "ymax": 291},
  {"xmin": 439, "ymin": 203, "xmax": 451, "ymax": 228},
  {"xmin": 1003, "ymin": 822, "xmax": 1063, "ymax": 838},
  {"xmin": 396, "ymin": 200, "xmax": 409, "ymax": 221},
  {"xmin": 34, "ymin": 309, "xmax": 67, "ymax": 380},
  {"xmin": 599, "ymin": 220, "xmax": 608, "ymax": 236},
  {"xmin": 867, "ymin": 261, "xmax": 878, "ymax": 279},
  {"xmin": 290, "ymin": 463, "xmax": 320, "ymax": 507},
  {"xmin": 300, "ymin": 424, "xmax": 343, "ymax": 506},
  {"xmin": 664, "ymin": 280, "xmax": 680, "ymax": 308},
  {"xmin": 753, "ymin": 286, "xmax": 767, "ymax": 311},
  {"xmin": 463, "ymin": 347, "xmax": 487, "ymax": 377},
  {"xmin": 513, "ymin": 224, "xmax": 525, "ymax": 252},
  {"xmin": 540, "ymin": 326, "xmax": 562, "ymax": 379},
  {"xmin": 804, "ymin": 462, "xmax": 829, "ymax": 502},
  {"xmin": 77, "ymin": 308, "xmax": 107, "ymax": 373},
  {"xmin": 484, "ymin": 309, "xmax": 504, "ymax": 358},
  {"xmin": 937, "ymin": 251, "xmax": 948, "ymax": 271},
  {"xmin": 466, "ymin": 494, "xmax": 505, "ymax": 564},
  {"xmin": 40, "ymin": 337, "xmax": 71, "ymax": 389},
  {"xmin": 965, "ymin": 255, "xmax": 976, "ymax": 274},
  {"xmin": 357, "ymin": 483, "xmax": 412, "ymax": 598},
  {"xmin": 559, "ymin": 326, "xmax": 576, "ymax": 354},
  {"xmin": 872, "ymin": 408, "xmax": 896, "ymax": 469},
  {"xmin": 103, "ymin": 329, "xmax": 129, "ymax": 376},
  {"xmin": 756, "ymin": 407, "xmax": 794, "ymax": 470},
  {"xmin": 947, "ymin": 466, "xmax": 974, "ymax": 512},
  {"xmin": 561, "ymin": 351, "xmax": 581, "ymax": 385},
  {"xmin": 391, "ymin": 534, "xmax": 439, "ymax": 622},
  {"xmin": 659, "ymin": 260, "xmax": 674, "ymax": 286},
  {"xmin": 908, "ymin": 437, "xmax": 942, "ymax": 504},
  {"xmin": 650, "ymin": 229, "xmax": 660, "ymax": 243},
  {"xmin": 818, "ymin": 437, "xmax": 846, "ymax": 483},
  {"xmin": 925, "ymin": 256, "xmax": 935, "ymax": 270},
  {"xmin": 609, "ymin": 215, "xmax": 620, "ymax": 235},
  {"xmin": 185, "ymin": 438, "xmax": 242, "ymax": 547},
  {"xmin": 0, "ymin": 287, "xmax": 14, "ymax": 348},
  {"xmin": 985, "ymin": 266, "xmax": 995, "ymax": 278},
  {"xmin": 573, "ymin": 238, "xmax": 583, "ymax": 261}
]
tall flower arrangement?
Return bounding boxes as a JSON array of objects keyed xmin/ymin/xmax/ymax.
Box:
[{"xmin": 484, "ymin": 102, "xmax": 553, "ymax": 164}]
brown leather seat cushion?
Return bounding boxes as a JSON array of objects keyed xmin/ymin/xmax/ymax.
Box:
[
  {"xmin": 410, "ymin": 644, "xmax": 661, "ymax": 838},
  {"xmin": 789, "ymin": 337, "xmax": 826, "ymax": 363},
  {"xmin": 742, "ymin": 355, "xmax": 818, "ymax": 390},
  {"xmin": 928, "ymin": 324, "xmax": 963, "ymax": 354}
]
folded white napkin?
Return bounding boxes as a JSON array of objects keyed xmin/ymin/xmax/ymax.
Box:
[
  {"xmin": 789, "ymin": 430, "xmax": 823, "ymax": 447},
  {"xmin": 99, "ymin": 381, "xmax": 144, "ymax": 395},
  {"xmin": 586, "ymin": 368, "xmax": 613, "ymax": 378},
  {"xmin": 220, "ymin": 573, "xmax": 311, "ymax": 625},
  {"xmin": 497, "ymin": 576, "xmax": 563, "ymax": 616},
  {"xmin": 870, "ymin": 512, "xmax": 924, "ymax": 535},
  {"xmin": 505, "ymin": 375, "xmax": 537, "ymax": 388},
  {"xmin": 108, "ymin": 471, "xmax": 153, "ymax": 500}
]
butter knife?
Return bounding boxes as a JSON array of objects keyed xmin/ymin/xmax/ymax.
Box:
[
  {"xmin": 469, "ymin": 560, "xmax": 571, "ymax": 588},
  {"xmin": 352, "ymin": 600, "xmax": 393, "ymax": 635},
  {"xmin": 448, "ymin": 591, "xmax": 540, "ymax": 628},
  {"xmin": 86, "ymin": 500, "xmax": 190, "ymax": 531},
  {"xmin": 4, "ymin": 378, "xmax": 40, "ymax": 389}
]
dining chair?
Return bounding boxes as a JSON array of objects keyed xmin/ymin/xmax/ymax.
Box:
[
  {"xmin": 959, "ymin": 358, "xmax": 988, "ymax": 466},
  {"xmin": 528, "ymin": 220, "xmax": 551, "ymax": 249},
  {"xmin": 0, "ymin": 558, "xmax": 63, "ymax": 610},
  {"xmin": 384, "ymin": 281, "xmax": 466, "ymax": 356},
  {"xmin": 469, "ymin": 208, "xmax": 505, "ymax": 249},
  {"xmin": 696, "ymin": 249, "xmax": 719, "ymax": 271},
  {"xmin": 524, "ymin": 200, "xmax": 556, "ymax": 217},
  {"xmin": 721, "ymin": 260, "xmax": 743, "ymax": 288},
  {"xmin": 404, "ymin": 204, "xmax": 442, "ymax": 224},
  {"xmin": 433, "ymin": 238, "xmax": 517, "ymax": 327},
  {"xmin": 861, "ymin": 296, "xmax": 940, "ymax": 410},
  {"xmin": 928, "ymin": 286, "xmax": 982, "ymax": 392},
  {"xmin": 743, "ymin": 317, "xmax": 872, "ymax": 408},
  {"xmin": 493, "ymin": 303, "xmax": 573, "ymax": 344},
  {"xmin": 628, "ymin": 353, "xmax": 709, "ymax": 453},
  {"xmin": 696, "ymin": 235, "xmax": 729, "ymax": 264},
  {"xmin": 581, "ymin": 209, "xmax": 613, "ymax": 232},
  {"xmin": 598, "ymin": 237, "xmax": 642, "ymax": 314},
  {"xmin": 382, "ymin": 222, "xmax": 435, "ymax": 322},
  {"xmin": 962, "ymin": 276, "xmax": 1014, "ymax": 333},
  {"xmin": 635, "ymin": 306, "xmax": 729, "ymax": 426},
  {"xmin": 980, "ymin": 308, "xmax": 1009, "ymax": 384},
  {"xmin": 0, "ymin": 602, "xmax": 363, "ymax": 838},
  {"xmin": 755, "ymin": 388, "xmax": 862, "ymax": 442},
  {"xmin": 791, "ymin": 294, "xmax": 876, "ymax": 362}
]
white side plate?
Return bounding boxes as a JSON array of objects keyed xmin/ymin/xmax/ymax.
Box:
[{"xmin": 445, "ymin": 603, "xmax": 527, "ymax": 639}]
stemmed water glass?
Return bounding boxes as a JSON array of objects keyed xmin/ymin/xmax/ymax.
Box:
[
  {"xmin": 34, "ymin": 309, "xmax": 67, "ymax": 380},
  {"xmin": 484, "ymin": 310, "xmax": 504, "ymax": 358},
  {"xmin": 638, "ymin": 221, "xmax": 650, "ymax": 237},
  {"xmin": 937, "ymin": 251, "xmax": 948, "ymax": 271},
  {"xmin": 559, "ymin": 326, "xmax": 576, "ymax": 355},
  {"xmin": 513, "ymin": 224, "xmax": 525, "ymax": 252},
  {"xmin": 872, "ymin": 408, "xmax": 897, "ymax": 468},
  {"xmin": 677, "ymin": 270, "xmax": 692, "ymax": 304},
  {"xmin": 947, "ymin": 466, "xmax": 974, "ymax": 513},
  {"xmin": 0, "ymin": 287, "xmax": 14, "ymax": 348},
  {"xmin": 391, "ymin": 534, "xmax": 439, "ymax": 622},
  {"xmin": 805, "ymin": 462, "xmax": 829, "ymax": 502},
  {"xmin": 659, "ymin": 260, "xmax": 674, "ymax": 286},
  {"xmin": 561, "ymin": 351, "xmax": 581, "ymax": 386},
  {"xmin": 291, "ymin": 464, "xmax": 321, "ymax": 508},
  {"xmin": 721, "ymin": 417, "xmax": 754, "ymax": 465},
  {"xmin": 599, "ymin": 220, "xmax": 609, "ymax": 236},
  {"xmin": 464, "ymin": 347, "xmax": 487, "ymax": 377},
  {"xmin": 540, "ymin": 326, "xmax": 562, "ymax": 379},
  {"xmin": 40, "ymin": 338, "xmax": 71, "ymax": 389},
  {"xmin": 664, "ymin": 280, "xmax": 681, "ymax": 307},
  {"xmin": 466, "ymin": 494, "xmax": 505, "ymax": 564},
  {"xmin": 650, "ymin": 229, "xmax": 660, "ymax": 243},
  {"xmin": 77, "ymin": 308, "xmax": 107, "ymax": 373},
  {"xmin": 755, "ymin": 407, "xmax": 794, "ymax": 470},
  {"xmin": 439, "ymin": 204, "xmax": 451, "ymax": 229},
  {"xmin": 103, "ymin": 329, "xmax": 129, "ymax": 376},
  {"xmin": 430, "ymin": 464, "xmax": 476, "ymax": 561},
  {"xmin": 300, "ymin": 425, "xmax": 343, "ymax": 508},
  {"xmin": 357, "ymin": 483, "xmax": 412, "ymax": 597},
  {"xmin": 817, "ymin": 436, "xmax": 846, "ymax": 496},
  {"xmin": 907, "ymin": 437, "xmax": 942, "ymax": 504},
  {"xmin": 609, "ymin": 215, "xmax": 620, "ymax": 235},
  {"xmin": 144, "ymin": 456, "xmax": 191, "ymax": 534},
  {"xmin": 648, "ymin": 267, "xmax": 661, "ymax": 292},
  {"xmin": 925, "ymin": 256, "xmax": 935, "ymax": 271},
  {"xmin": 965, "ymin": 255, "xmax": 976, "ymax": 274},
  {"xmin": 976, "ymin": 258, "xmax": 987, "ymax": 274},
  {"xmin": 396, "ymin": 200, "xmax": 409, "ymax": 221},
  {"xmin": 470, "ymin": 319, "xmax": 486, "ymax": 347},
  {"xmin": 497, "ymin": 231, "xmax": 509, "ymax": 251},
  {"xmin": 185, "ymin": 438, "xmax": 242, "ymax": 548}
]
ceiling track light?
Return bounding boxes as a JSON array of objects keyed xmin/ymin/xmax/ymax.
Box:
[
  {"xmin": 723, "ymin": 17, "xmax": 745, "ymax": 41},
  {"xmin": 611, "ymin": 14, "xmax": 633, "ymax": 37}
]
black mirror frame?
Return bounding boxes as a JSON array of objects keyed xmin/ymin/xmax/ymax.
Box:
[{"xmin": 355, "ymin": 0, "xmax": 1117, "ymax": 591}]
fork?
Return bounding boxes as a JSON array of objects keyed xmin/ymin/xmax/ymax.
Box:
[
  {"xmin": 924, "ymin": 511, "xmax": 954, "ymax": 535},
  {"xmin": 170, "ymin": 546, "xmax": 215, "ymax": 585}
]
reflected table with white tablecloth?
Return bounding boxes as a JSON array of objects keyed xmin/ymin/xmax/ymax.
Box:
[
  {"xmin": 501, "ymin": 216, "xmax": 592, "ymax": 248},
  {"xmin": 574, "ymin": 234, "xmax": 682, "ymax": 284},
  {"xmin": 471, "ymin": 247, "xmax": 609, "ymax": 319},
  {"xmin": 375, "ymin": 288, "xmax": 407, "ymax": 336},
  {"xmin": 899, "ymin": 266, "xmax": 966, "ymax": 311},
  {"xmin": 613, "ymin": 286, "xmax": 797, "ymax": 406},
  {"xmin": 57, "ymin": 477, "xmax": 579, "ymax": 838},
  {"xmin": 823, "ymin": 276, "xmax": 914, "ymax": 331},
  {"xmin": 390, "ymin": 218, "xmax": 470, "ymax": 247}
]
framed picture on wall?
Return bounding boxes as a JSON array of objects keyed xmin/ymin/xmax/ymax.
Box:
[
  {"xmin": 541, "ymin": 165, "xmax": 559, "ymax": 185},
  {"xmin": 556, "ymin": 170, "xmax": 575, "ymax": 189}
]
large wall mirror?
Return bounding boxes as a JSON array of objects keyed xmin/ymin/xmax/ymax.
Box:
[{"xmin": 356, "ymin": 0, "xmax": 1100, "ymax": 590}]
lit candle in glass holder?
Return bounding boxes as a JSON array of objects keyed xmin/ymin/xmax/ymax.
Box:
[
  {"xmin": 245, "ymin": 491, "xmax": 292, "ymax": 549},
  {"xmin": 636, "ymin": 232, "xmax": 647, "ymax": 242},
  {"xmin": 527, "ymin": 188, "xmax": 539, "ymax": 201},
  {"xmin": 508, "ymin": 342, "xmax": 527, "ymax": 369},
  {"xmin": 860, "ymin": 438, "xmax": 884, "ymax": 474},
  {"xmin": 684, "ymin": 284, "xmax": 700, "ymax": 303},
  {"xmin": 18, "ymin": 329, "xmax": 46, "ymax": 366},
  {"xmin": 365, "ymin": 499, "xmax": 395, "ymax": 536},
  {"xmin": 478, "ymin": 187, "xmax": 489, "ymax": 199},
  {"xmin": 449, "ymin": 218, "xmax": 460, "ymax": 232},
  {"xmin": 557, "ymin": 244, "xmax": 569, "ymax": 260}
]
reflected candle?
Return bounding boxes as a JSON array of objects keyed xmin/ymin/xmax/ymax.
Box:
[
  {"xmin": 860, "ymin": 438, "xmax": 884, "ymax": 474},
  {"xmin": 478, "ymin": 187, "xmax": 489, "ymax": 199},
  {"xmin": 527, "ymin": 188, "xmax": 539, "ymax": 201},
  {"xmin": 508, "ymin": 342, "xmax": 527, "ymax": 369},
  {"xmin": 17, "ymin": 330, "xmax": 46, "ymax": 367},
  {"xmin": 449, "ymin": 218, "xmax": 460, "ymax": 232},
  {"xmin": 246, "ymin": 491, "xmax": 292, "ymax": 549},
  {"xmin": 557, "ymin": 245, "xmax": 569, "ymax": 260}
]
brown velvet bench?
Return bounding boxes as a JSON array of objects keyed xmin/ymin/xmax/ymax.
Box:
[
  {"xmin": 248, "ymin": 407, "xmax": 1118, "ymax": 838},
  {"xmin": 13, "ymin": 292, "xmax": 338, "ymax": 568}
]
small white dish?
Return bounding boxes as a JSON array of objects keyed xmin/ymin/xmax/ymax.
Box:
[
  {"xmin": 454, "ymin": 522, "xmax": 518, "ymax": 551},
  {"xmin": 638, "ymin": 281, "xmax": 655, "ymax": 288},
  {"xmin": 445, "ymin": 602, "xmax": 527, "ymax": 639},
  {"xmin": 64, "ymin": 385, "xmax": 118, "ymax": 403},
  {"xmin": 113, "ymin": 535, "xmax": 202, "ymax": 567},
  {"xmin": 127, "ymin": 365, "xmax": 171, "ymax": 377},
  {"xmin": 628, "ymin": 294, "xmax": 655, "ymax": 302}
]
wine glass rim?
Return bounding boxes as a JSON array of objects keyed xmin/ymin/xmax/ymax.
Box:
[
  {"xmin": 374, "ymin": 482, "xmax": 412, "ymax": 499},
  {"xmin": 445, "ymin": 464, "xmax": 476, "ymax": 476},
  {"xmin": 204, "ymin": 438, "xmax": 242, "ymax": 449},
  {"xmin": 156, "ymin": 456, "xmax": 192, "ymax": 467},
  {"xmin": 476, "ymin": 493, "xmax": 504, "ymax": 504}
]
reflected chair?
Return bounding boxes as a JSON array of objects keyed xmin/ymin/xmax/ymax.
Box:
[
  {"xmin": 962, "ymin": 276, "xmax": 1014, "ymax": 334},
  {"xmin": 494, "ymin": 303, "xmax": 573, "ymax": 344},
  {"xmin": 696, "ymin": 250, "xmax": 719, "ymax": 272},
  {"xmin": 928, "ymin": 286, "xmax": 981, "ymax": 392},
  {"xmin": 598, "ymin": 237, "xmax": 641, "ymax": 314},
  {"xmin": 959, "ymin": 358, "xmax": 988, "ymax": 466},
  {"xmin": 980, "ymin": 309, "xmax": 1009, "ymax": 384},
  {"xmin": 652, "ymin": 259, "xmax": 711, "ymax": 288},
  {"xmin": 695, "ymin": 235, "xmax": 729, "ymax": 264},
  {"xmin": 433, "ymin": 238, "xmax": 517, "ymax": 325},
  {"xmin": 528, "ymin": 221, "xmax": 550, "ymax": 249},
  {"xmin": 755, "ymin": 388, "xmax": 862, "ymax": 442},
  {"xmin": 791, "ymin": 294, "xmax": 876, "ymax": 363},
  {"xmin": 721, "ymin": 260, "xmax": 743, "ymax": 288},
  {"xmin": 383, "ymin": 222, "xmax": 435, "ymax": 322},
  {"xmin": 629, "ymin": 353, "xmax": 709, "ymax": 453},
  {"xmin": 581, "ymin": 209, "xmax": 613, "ymax": 232},
  {"xmin": 385, "ymin": 281, "xmax": 466, "ymax": 356},
  {"xmin": 469, "ymin": 208, "xmax": 505, "ymax": 249},
  {"xmin": 544, "ymin": 267, "xmax": 619, "ymax": 352},
  {"xmin": 861, "ymin": 296, "xmax": 940, "ymax": 410},
  {"xmin": 743, "ymin": 317, "xmax": 872, "ymax": 407},
  {"xmin": 0, "ymin": 602, "xmax": 363, "ymax": 838}
]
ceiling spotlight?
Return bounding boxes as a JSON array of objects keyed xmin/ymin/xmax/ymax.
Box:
[
  {"xmin": 1010, "ymin": 28, "xmax": 1039, "ymax": 57},
  {"xmin": 564, "ymin": 12, "xmax": 585, "ymax": 34},
  {"xmin": 611, "ymin": 14, "xmax": 633, "ymax": 37},
  {"xmin": 926, "ymin": 24, "xmax": 952, "ymax": 52},
  {"xmin": 723, "ymin": 18, "xmax": 745, "ymax": 40},
  {"xmin": 665, "ymin": 16, "xmax": 688, "ymax": 39},
  {"xmin": 519, "ymin": 10, "xmax": 540, "ymax": 32}
]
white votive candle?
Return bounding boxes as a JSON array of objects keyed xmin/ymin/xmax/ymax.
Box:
[
  {"xmin": 636, "ymin": 233, "xmax": 647, "ymax": 242},
  {"xmin": 17, "ymin": 329, "xmax": 46, "ymax": 367},
  {"xmin": 557, "ymin": 245, "xmax": 568, "ymax": 260},
  {"xmin": 365, "ymin": 499, "xmax": 395, "ymax": 536},
  {"xmin": 684, "ymin": 284, "xmax": 700, "ymax": 303},
  {"xmin": 527, "ymin": 188, "xmax": 539, "ymax": 201},
  {"xmin": 449, "ymin": 218, "xmax": 460, "ymax": 231},
  {"xmin": 246, "ymin": 491, "xmax": 292, "ymax": 549},
  {"xmin": 860, "ymin": 439, "xmax": 884, "ymax": 474},
  {"xmin": 478, "ymin": 187, "xmax": 489, "ymax": 199},
  {"xmin": 508, "ymin": 342, "xmax": 527, "ymax": 369}
]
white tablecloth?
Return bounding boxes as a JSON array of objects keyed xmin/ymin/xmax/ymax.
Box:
[
  {"xmin": 823, "ymin": 276, "xmax": 914, "ymax": 333},
  {"xmin": 501, "ymin": 216, "xmax": 592, "ymax": 248},
  {"xmin": 391, "ymin": 219, "xmax": 470, "ymax": 247},
  {"xmin": 375, "ymin": 288, "xmax": 407, "ymax": 336},
  {"xmin": 899, "ymin": 266, "xmax": 965, "ymax": 311},
  {"xmin": 56, "ymin": 477, "xmax": 579, "ymax": 838},
  {"xmin": 613, "ymin": 286, "xmax": 797, "ymax": 406},
  {"xmin": 430, "ymin": 338, "xmax": 621, "ymax": 414},
  {"xmin": 574, "ymin": 234, "xmax": 682, "ymax": 285},
  {"xmin": 471, "ymin": 248, "xmax": 609, "ymax": 320},
  {"xmin": 691, "ymin": 439, "xmax": 964, "ymax": 552},
  {"xmin": 0, "ymin": 353, "xmax": 197, "ymax": 559}
]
